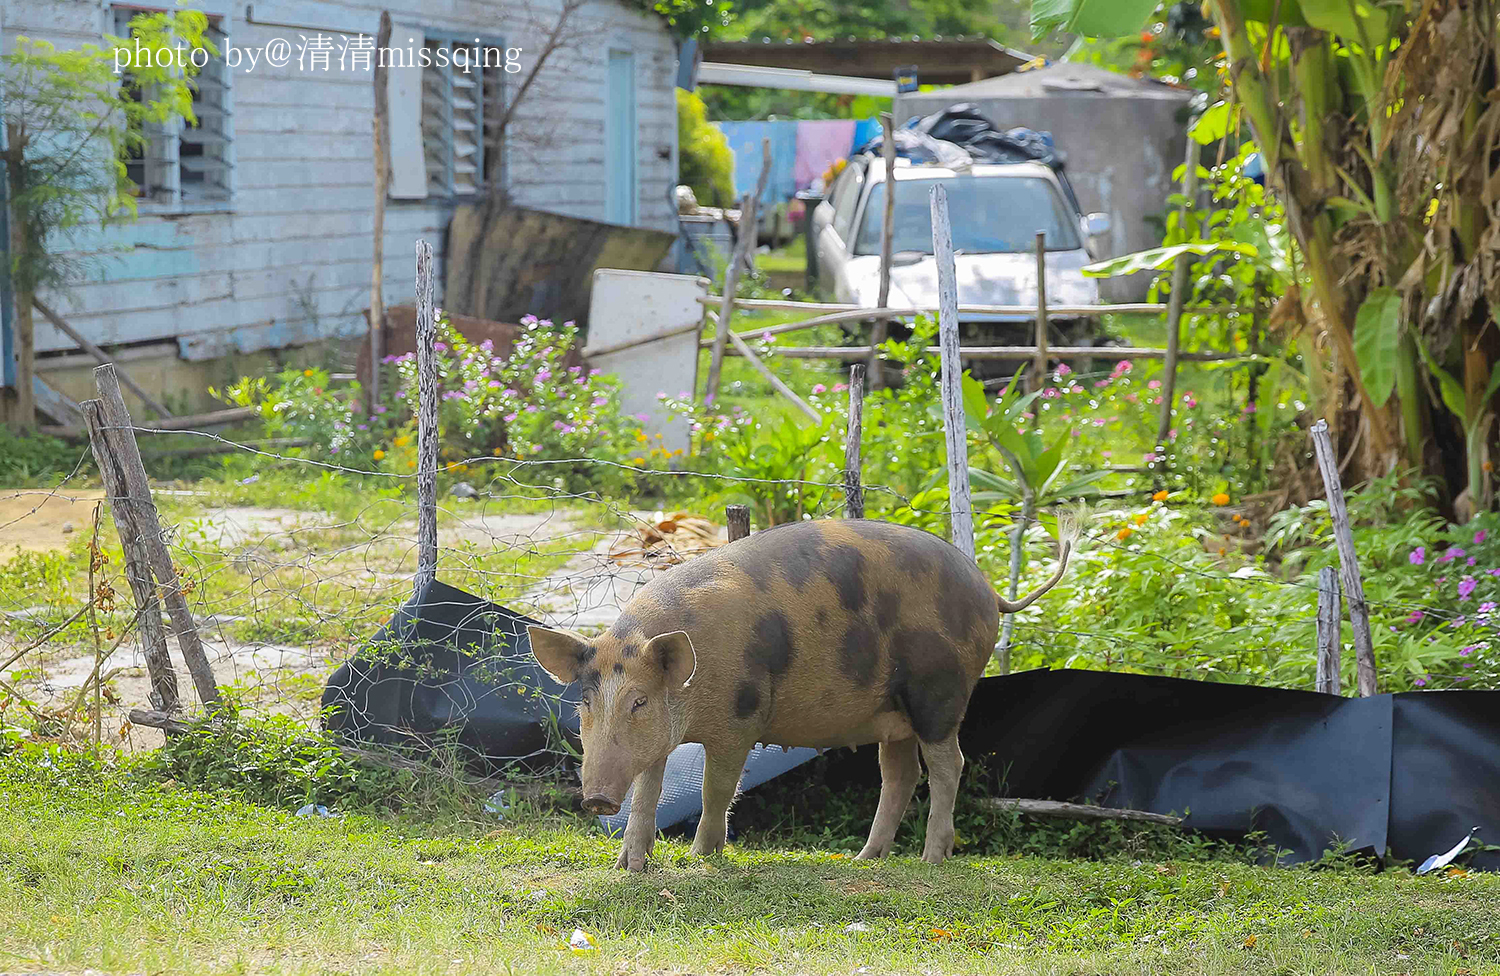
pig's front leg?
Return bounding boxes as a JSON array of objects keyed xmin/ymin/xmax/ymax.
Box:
[
  {"xmin": 615, "ymin": 756, "xmax": 667, "ymax": 872},
  {"xmin": 689, "ymin": 745, "xmax": 749, "ymax": 856}
]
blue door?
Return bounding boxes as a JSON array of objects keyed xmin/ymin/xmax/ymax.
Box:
[{"xmin": 605, "ymin": 49, "xmax": 637, "ymax": 226}]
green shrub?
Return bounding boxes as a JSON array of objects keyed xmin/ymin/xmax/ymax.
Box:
[{"xmin": 677, "ymin": 88, "xmax": 735, "ymax": 208}]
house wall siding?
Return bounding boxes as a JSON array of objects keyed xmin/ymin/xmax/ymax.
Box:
[{"xmin": 2, "ymin": 0, "xmax": 678, "ymax": 359}]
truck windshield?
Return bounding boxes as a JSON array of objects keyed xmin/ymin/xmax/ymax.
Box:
[{"xmin": 852, "ymin": 176, "xmax": 1082, "ymax": 255}]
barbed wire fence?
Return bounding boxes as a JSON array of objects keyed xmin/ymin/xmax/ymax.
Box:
[{"xmin": 0, "ymin": 237, "xmax": 1467, "ymax": 785}]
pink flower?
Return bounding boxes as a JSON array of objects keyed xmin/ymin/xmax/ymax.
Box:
[
  {"xmin": 1459, "ymin": 575, "xmax": 1478, "ymax": 600},
  {"xmin": 536, "ymin": 368, "xmax": 553, "ymax": 382},
  {"xmin": 833, "ymin": 383, "xmax": 849, "ymax": 393},
  {"xmin": 1147, "ymin": 380, "xmax": 1161, "ymax": 390},
  {"xmin": 1410, "ymin": 547, "xmax": 1426, "ymax": 565},
  {"xmin": 1476, "ymin": 530, "xmax": 1489, "ymax": 544},
  {"xmin": 1056, "ymin": 363, "xmax": 1073, "ymax": 376},
  {"xmin": 1406, "ymin": 610, "xmax": 1425, "ymax": 623},
  {"xmin": 1439, "ymin": 547, "xmax": 1466, "ymax": 564},
  {"xmin": 812, "ymin": 384, "xmax": 827, "ymax": 394}
]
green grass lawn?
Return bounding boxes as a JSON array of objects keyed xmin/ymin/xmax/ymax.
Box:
[{"xmin": 3, "ymin": 768, "xmax": 1496, "ymax": 976}]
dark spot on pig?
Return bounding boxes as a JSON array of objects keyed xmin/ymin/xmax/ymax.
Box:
[
  {"xmin": 649, "ymin": 586, "xmax": 697, "ymax": 628},
  {"xmin": 816, "ymin": 607, "xmax": 829, "ymax": 629},
  {"xmin": 734, "ymin": 681, "xmax": 762, "ymax": 719},
  {"xmin": 741, "ymin": 522, "xmax": 821, "ymax": 591},
  {"xmin": 824, "ymin": 544, "xmax": 867, "ymax": 612},
  {"xmin": 745, "ymin": 610, "xmax": 795, "ymax": 677},
  {"xmin": 580, "ymin": 668, "xmax": 602, "ymax": 694},
  {"xmin": 579, "ymin": 645, "xmax": 597, "ymax": 665},
  {"xmin": 613, "ymin": 662, "xmax": 624, "ymax": 674},
  {"xmin": 610, "ymin": 610, "xmax": 642, "ymax": 638},
  {"xmin": 839, "ymin": 619, "xmax": 879, "ymax": 686},
  {"xmin": 885, "ymin": 628, "xmax": 969, "ymax": 743},
  {"xmin": 617, "ymin": 642, "xmax": 641, "ymax": 660},
  {"xmin": 875, "ymin": 589, "xmax": 901, "ymax": 632}
]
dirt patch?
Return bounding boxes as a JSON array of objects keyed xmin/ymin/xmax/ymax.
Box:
[{"xmin": 0, "ymin": 488, "xmax": 106, "ymax": 555}]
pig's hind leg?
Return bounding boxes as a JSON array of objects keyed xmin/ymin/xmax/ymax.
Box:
[
  {"xmin": 855, "ymin": 737, "xmax": 921, "ymax": 859},
  {"xmin": 917, "ymin": 733, "xmax": 965, "ymax": 864},
  {"xmin": 689, "ymin": 744, "xmax": 750, "ymax": 856},
  {"xmin": 615, "ymin": 755, "xmax": 668, "ymax": 872}
]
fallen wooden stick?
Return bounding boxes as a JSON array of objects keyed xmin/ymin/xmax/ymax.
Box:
[
  {"xmin": 980, "ymin": 797, "xmax": 1185, "ymax": 826},
  {"xmin": 33, "ymin": 298, "xmax": 174, "ymax": 419}
]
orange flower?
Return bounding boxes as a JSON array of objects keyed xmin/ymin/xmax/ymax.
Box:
[
  {"xmin": 929, "ymin": 928, "xmax": 954, "ymax": 942},
  {"xmin": 372, "ymin": 449, "xmax": 385, "ymax": 461},
  {"xmin": 302, "ymin": 368, "xmax": 314, "ymax": 377},
  {"xmin": 1133, "ymin": 513, "xmax": 1149, "ymax": 526},
  {"xmin": 1117, "ymin": 527, "xmax": 1134, "ymax": 541},
  {"xmin": 1152, "ymin": 490, "xmax": 1168, "ymax": 502},
  {"xmin": 1212, "ymin": 492, "xmax": 1230, "ymax": 505}
]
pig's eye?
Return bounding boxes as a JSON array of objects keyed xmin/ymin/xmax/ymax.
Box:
[
  {"xmin": 631, "ymin": 696, "xmax": 648, "ymax": 712},
  {"xmin": 580, "ymin": 696, "xmax": 592, "ymax": 710}
]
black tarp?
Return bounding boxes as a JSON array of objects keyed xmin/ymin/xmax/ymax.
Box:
[
  {"xmin": 321, "ymin": 579, "xmax": 579, "ymax": 773},
  {"xmin": 943, "ymin": 670, "xmax": 1499, "ymax": 869},
  {"xmin": 321, "ymin": 585, "xmax": 1500, "ymax": 869}
]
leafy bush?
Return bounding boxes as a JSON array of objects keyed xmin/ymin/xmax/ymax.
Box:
[
  {"xmin": 0, "ymin": 427, "xmax": 80, "ymax": 484},
  {"xmin": 677, "ymin": 88, "xmax": 735, "ymax": 208},
  {"xmin": 218, "ymin": 315, "xmax": 668, "ymax": 497}
]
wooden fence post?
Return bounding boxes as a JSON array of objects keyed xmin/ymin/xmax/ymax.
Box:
[
  {"xmin": 82, "ymin": 399, "xmax": 179, "ymax": 714},
  {"xmin": 1032, "ymin": 231, "xmax": 1049, "ymax": 394},
  {"xmin": 706, "ymin": 138, "xmax": 772, "ymax": 402},
  {"xmin": 414, "ymin": 240, "xmax": 439, "ymax": 596},
  {"xmin": 91, "ymin": 364, "xmax": 220, "ymax": 708},
  {"xmin": 867, "ymin": 113, "xmax": 898, "ymax": 390},
  {"xmin": 1315, "ymin": 566, "xmax": 1342, "ymax": 695},
  {"xmin": 1157, "ymin": 137, "xmax": 1202, "ymax": 453},
  {"xmin": 930, "ymin": 184, "xmax": 974, "ymax": 559},
  {"xmin": 725, "ymin": 505, "xmax": 751, "ymax": 542},
  {"xmin": 1310, "ymin": 419, "xmax": 1377, "ymax": 696},
  {"xmin": 844, "ymin": 363, "xmax": 865, "ymax": 519},
  {"xmin": 369, "ymin": 10, "xmax": 393, "ymax": 413}
]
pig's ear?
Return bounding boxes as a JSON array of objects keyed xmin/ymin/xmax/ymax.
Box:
[
  {"xmin": 527, "ymin": 626, "xmax": 591, "ymax": 685},
  {"xmin": 644, "ymin": 631, "xmax": 697, "ymax": 690}
]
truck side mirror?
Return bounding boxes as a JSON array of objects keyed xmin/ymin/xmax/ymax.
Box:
[{"xmin": 1083, "ymin": 212, "xmax": 1112, "ymax": 238}]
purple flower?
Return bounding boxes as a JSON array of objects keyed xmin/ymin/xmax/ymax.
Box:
[
  {"xmin": 1481, "ymin": 602, "xmax": 1497, "ymax": 615},
  {"xmin": 590, "ymin": 369, "xmax": 602, "ymax": 377},
  {"xmin": 524, "ymin": 404, "xmax": 538, "ymax": 413},
  {"xmin": 634, "ymin": 412, "xmax": 651, "ymax": 422},
  {"xmin": 1415, "ymin": 678, "xmax": 1427, "ymax": 687},
  {"xmin": 503, "ymin": 412, "xmax": 518, "ymax": 423},
  {"xmin": 433, "ymin": 342, "xmax": 447, "ymax": 353},
  {"xmin": 1469, "ymin": 557, "xmax": 1478, "ymax": 567},
  {"xmin": 591, "ymin": 396, "xmax": 607, "ymax": 407},
  {"xmin": 1439, "ymin": 547, "xmax": 1466, "ymax": 564},
  {"xmin": 1460, "ymin": 646, "xmax": 1476, "ymax": 656},
  {"xmin": 1406, "ymin": 610, "xmax": 1425, "ymax": 623},
  {"xmin": 1460, "ymin": 576, "xmax": 1478, "ymax": 600},
  {"xmin": 536, "ymin": 369, "xmax": 552, "ymax": 383},
  {"xmin": 1410, "ymin": 547, "xmax": 1426, "ymax": 565},
  {"xmin": 1477, "ymin": 530, "xmax": 1489, "ymax": 544}
]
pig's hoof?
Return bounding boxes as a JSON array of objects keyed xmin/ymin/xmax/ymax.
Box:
[
  {"xmin": 854, "ymin": 843, "xmax": 891, "ymax": 860},
  {"xmin": 920, "ymin": 844, "xmax": 953, "ymax": 864},
  {"xmin": 615, "ymin": 847, "xmax": 650, "ymax": 872}
]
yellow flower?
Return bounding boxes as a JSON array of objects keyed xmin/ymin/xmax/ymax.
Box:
[
  {"xmin": 630, "ymin": 457, "xmax": 645, "ymax": 466},
  {"xmin": 1133, "ymin": 513, "xmax": 1149, "ymax": 526},
  {"xmin": 1116, "ymin": 527, "xmax": 1134, "ymax": 541},
  {"xmin": 303, "ymin": 369, "xmax": 314, "ymax": 377},
  {"xmin": 408, "ymin": 460, "xmax": 416, "ymax": 468},
  {"xmin": 1212, "ymin": 492, "xmax": 1230, "ymax": 506},
  {"xmin": 635, "ymin": 431, "xmax": 648, "ymax": 443},
  {"xmin": 394, "ymin": 435, "xmax": 411, "ymax": 447},
  {"xmin": 1152, "ymin": 490, "xmax": 1168, "ymax": 502},
  {"xmin": 372, "ymin": 449, "xmax": 385, "ymax": 460},
  {"xmin": 703, "ymin": 430, "xmax": 716, "ymax": 442}
]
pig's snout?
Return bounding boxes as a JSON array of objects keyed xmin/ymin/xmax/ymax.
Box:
[{"xmin": 581, "ymin": 793, "xmax": 622, "ymax": 816}]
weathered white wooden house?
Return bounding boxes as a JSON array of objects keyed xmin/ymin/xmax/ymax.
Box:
[{"xmin": 1, "ymin": 0, "xmax": 679, "ymax": 415}]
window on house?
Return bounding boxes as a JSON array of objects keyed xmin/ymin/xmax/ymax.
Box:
[
  {"xmin": 113, "ymin": 5, "xmax": 233, "ymax": 209},
  {"xmin": 419, "ymin": 36, "xmax": 506, "ymax": 197}
]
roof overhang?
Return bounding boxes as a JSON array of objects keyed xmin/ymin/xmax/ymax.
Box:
[{"xmin": 696, "ymin": 61, "xmax": 897, "ymax": 96}]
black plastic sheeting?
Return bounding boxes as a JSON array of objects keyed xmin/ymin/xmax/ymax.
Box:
[
  {"xmin": 321, "ymin": 579, "xmax": 579, "ymax": 773},
  {"xmin": 320, "ymin": 583, "xmax": 1499, "ymax": 869},
  {"xmin": 942, "ymin": 670, "xmax": 1500, "ymax": 869},
  {"xmin": 853, "ymin": 104, "xmax": 1085, "ymax": 218}
]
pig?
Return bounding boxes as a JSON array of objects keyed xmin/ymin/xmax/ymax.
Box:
[{"xmin": 527, "ymin": 517, "xmax": 1070, "ymax": 871}]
